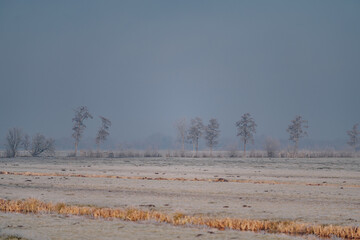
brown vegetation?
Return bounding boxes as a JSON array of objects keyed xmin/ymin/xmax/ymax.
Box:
[
  {"xmin": 0, "ymin": 235, "xmax": 28, "ymax": 240},
  {"xmin": 0, "ymin": 198, "xmax": 359, "ymax": 239}
]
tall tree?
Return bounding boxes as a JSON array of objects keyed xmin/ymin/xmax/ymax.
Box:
[
  {"xmin": 96, "ymin": 116, "xmax": 112, "ymax": 151},
  {"xmin": 286, "ymin": 115, "xmax": 308, "ymax": 156},
  {"xmin": 72, "ymin": 106, "xmax": 93, "ymax": 156},
  {"xmin": 347, "ymin": 123, "xmax": 359, "ymax": 152},
  {"xmin": 204, "ymin": 118, "xmax": 220, "ymax": 156},
  {"xmin": 5, "ymin": 128, "xmax": 23, "ymax": 158},
  {"xmin": 236, "ymin": 113, "xmax": 257, "ymax": 158},
  {"xmin": 175, "ymin": 118, "xmax": 187, "ymax": 152},
  {"xmin": 187, "ymin": 117, "xmax": 204, "ymax": 156}
]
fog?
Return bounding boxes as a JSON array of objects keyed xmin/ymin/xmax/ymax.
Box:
[{"xmin": 0, "ymin": 0, "xmax": 359, "ymax": 149}]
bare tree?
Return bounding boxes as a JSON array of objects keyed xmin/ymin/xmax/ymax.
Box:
[
  {"xmin": 96, "ymin": 116, "xmax": 112, "ymax": 151},
  {"xmin": 347, "ymin": 123, "xmax": 359, "ymax": 152},
  {"xmin": 286, "ymin": 115, "xmax": 308, "ymax": 156},
  {"xmin": 187, "ymin": 117, "xmax": 204, "ymax": 156},
  {"xmin": 264, "ymin": 137, "xmax": 280, "ymax": 158},
  {"xmin": 5, "ymin": 128, "xmax": 23, "ymax": 158},
  {"xmin": 204, "ymin": 118, "xmax": 220, "ymax": 156},
  {"xmin": 22, "ymin": 134, "xmax": 30, "ymax": 151},
  {"xmin": 23, "ymin": 133, "xmax": 55, "ymax": 157},
  {"xmin": 236, "ymin": 113, "xmax": 257, "ymax": 158},
  {"xmin": 72, "ymin": 106, "xmax": 93, "ymax": 156},
  {"xmin": 175, "ymin": 118, "xmax": 187, "ymax": 152}
]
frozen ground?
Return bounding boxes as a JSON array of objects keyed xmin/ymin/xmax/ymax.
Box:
[
  {"xmin": 0, "ymin": 157, "xmax": 359, "ymax": 239},
  {"xmin": 0, "ymin": 212, "xmax": 318, "ymax": 240}
]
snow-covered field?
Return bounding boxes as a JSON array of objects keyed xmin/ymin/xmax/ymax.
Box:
[{"xmin": 0, "ymin": 157, "xmax": 359, "ymax": 239}]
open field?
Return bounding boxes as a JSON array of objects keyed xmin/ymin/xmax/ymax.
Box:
[{"xmin": 0, "ymin": 157, "xmax": 359, "ymax": 239}]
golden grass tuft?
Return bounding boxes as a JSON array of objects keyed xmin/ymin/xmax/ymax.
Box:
[
  {"xmin": 1, "ymin": 171, "xmax": 359, "ymax": 188},
  {"xmin": 0, "ymin": 198, "xmax": 359, "ymax": 239}
]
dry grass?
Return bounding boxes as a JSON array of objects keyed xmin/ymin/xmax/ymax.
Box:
[
  {"xmin": 0, "ymin": 235, "xmax": 29, "ymax": 240},
  {"xmin": 1, "ymin": 170, "xmax": 359, "ymax": 188},
  {"xmin": 0, "ymin": 198, "xmax": 359, "ymax": 239}
]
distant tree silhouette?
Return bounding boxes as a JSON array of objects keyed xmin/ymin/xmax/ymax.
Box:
[
  {"xmin": 347, "ymin": 123, "xmax": 359, "ymax": 152},
  {"xmin": 23, "ymin": 133, "xmax": 55, "ymax": 157},
  {"xmin": 204, "ymin": 118, "xmax": 220, "ymax": 157},
  {"xmin": 175, "ymin": 118, "xmax": 187, "ymax": 152},
  {"xmin": 96, "ymin": 116, "xmax": 112, "ymax": 151},
  {"xmin": 72, "ymin": 106, "xmax": 93, "ymax": 156},
  {"xmin": 187, "ymin": 117, "xmax": 204, "ymax": 156},
  {"xmin": 236, "ymin": 113, "xmax": 257, "ymax": 158},
  {"xmin": 287, "ymin": 115, "xmax": 308, "ymax": 156},
  {"xmin": 5, "ymin": 128, "xmax": 23, "ymax": 158}
]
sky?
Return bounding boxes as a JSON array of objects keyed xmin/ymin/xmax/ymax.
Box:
[{"xmin": 0, "ymin": 0, "xmax": 359, "ymax": 148}]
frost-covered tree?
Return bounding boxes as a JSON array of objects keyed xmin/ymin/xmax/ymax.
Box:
[
  {"xmin": 347, "ymin": 123, "xmax": 359, "ymax": 152},
  {"xmin": 23, "ymin": 133, "xmax": 55, "ymax": 157},
  {"xmin": 236, "ymin": 113, "xmax": 257, "ymax": 157},
  {"xmin": 5, "ymin": 128, "xmax": 23, "ymax": 158},
  {"xmin": 175, "ymin": 118, "xmax": 187, "ymax": 152},
  {"xmin": 204, "ymin": 118, "xmax": 220, "ymax": 156},
  {"xmin": 286, "ymin": 115, "xmax": 308, "ymax": 156},
  {"xmin": 96, "ymin": 116, "xmax": 112, "ymax": 150},
  {"xmin": 72, "ymin": 106, "xmax": 93, "ymax": 156},
  {"xmin": 187, "ymin": 117, "xmax": 204, "ymax": 155}
]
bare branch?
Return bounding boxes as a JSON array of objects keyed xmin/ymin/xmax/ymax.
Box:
[
  {"xmin": 22, "ymin": 134, "xmax": 30, "ymax": 151},
  {"xmin": 5, "ymin": 128, "xmax": 23, "ymax": 158},
  {"xmin": 235, "ymin": 113, "xmax": 257, "ymax": 157},
  {"xmin": 96, "ymin": 116, "xmax": 112, "ymax": 150},
  {"xmin": 347, "ymin": 123, "xmax": 359, "ymax": 152},
  {"xmin": 286, "ymin": 115, "xmax": 308, "ymax": 156},
  {"xmin": 204, "ymin": 118, "xmax": 220, "ymax": 156},
  {"xmin": 72, "ymin": 106, "xmax": 93, "ymax": 156},
  {"xmin": 174, "ymin": 118, "xmax": 187, "ymax": 152},
  {"xmin": 187, "ymin": 117, "xmax": 204, "ymax": 156},
  {"xmin": 27, "ymin": 133, "xmax": 55, "ymax": 157}
]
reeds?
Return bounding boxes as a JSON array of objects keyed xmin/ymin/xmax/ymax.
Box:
[
  {"xmin": 1, "ymin": 171, "xmax": 359, "ymax": 188},
  {"xmin": 0, "ymin": 198, "xmax": 359, "ymax": 239}
]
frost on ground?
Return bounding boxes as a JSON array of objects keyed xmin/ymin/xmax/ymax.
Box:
[
  {"xmin": 0, "ymin": 157, "xmax": 359, "ymax": 239},
  {"xmin": 0, "ymin": 212, "xmax": 319, "ymax": 240}
]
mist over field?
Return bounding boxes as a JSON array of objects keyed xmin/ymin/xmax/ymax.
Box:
[
  {"xmin": 1, "ymin": 2, "xmax": 360, "ymax": 239},
  {"xmin": 1, "ymin": 0, "xmax": 359, "ymax": 151}
]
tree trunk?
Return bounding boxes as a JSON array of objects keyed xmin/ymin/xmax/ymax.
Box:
[
  {"xmin": 195, "ymin": 140, "xmax": 199, "ymax": 156},
  {"xmin": 355, "ymin": 140, "xmax": 358, "ymax": 152},
  {"xmin": 181, "ymin": 135, "xmax": 185, "ymax": 152},
  {"xmin": 97, "ymin": 143, "xmax": 100, "ymax": 158},
  {"xmin": 294, "ymin": 140, "xmax": 298, "ymax": 158},
  {"xmin": 210, "ymin": 146, "xmax": 213, "ymax": 157},
  {"xmin": 243, "ymin": 141, "xmax": 246, "ymax": 158},
  {"xmin": 75, "ymin": 142, "xmax": 78, "ymax": 157}
]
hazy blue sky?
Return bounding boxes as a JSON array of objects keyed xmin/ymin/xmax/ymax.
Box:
[{"xmin": 1, "ymin": 0, "xmax": 359, "ymax": 144}]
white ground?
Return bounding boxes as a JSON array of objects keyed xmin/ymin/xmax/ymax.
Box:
[{"xmin": 0, "ymin": 157, "xmax": 359, "ymax": 239}]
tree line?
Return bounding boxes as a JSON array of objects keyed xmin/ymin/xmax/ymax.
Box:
[
  {"xmin": 4, "ymin": 129, "xmax": 55, "ymax": 158},
  {"xmin": 4, "ymin": 106, "xmax": 111, "ymax": 158},
  {"xmin": 3, "ymin": 106, "xmax": 359, "ymax": 157},
  {"xmin": 175, "ymin": 114, "xmax": 359, "ymax": 157}
]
